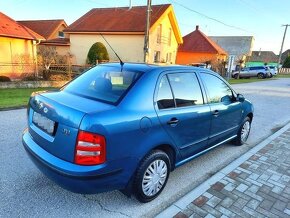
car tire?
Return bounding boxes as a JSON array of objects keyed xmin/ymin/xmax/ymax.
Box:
[
  {"xmin": 233, "ymin": 117, "xmax": 251, "ymax": 146},
  {"xmin": 269, "ymin": 73, "xmax": 273, "ymax": 78},
  {"xmin": 133, "ymin": 150, "xmax": 170, "ymax": 203},
  {"xmin": 257, "ymin": 73, "xmax": 264, "ymax": 79},
  {"xmin": 234, "ymin": 74, "xmax": 239, "ymax": 79}
]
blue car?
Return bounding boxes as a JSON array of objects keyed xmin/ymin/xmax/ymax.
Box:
[{"xmin": 22, "ymin": 63, "xmax": 254, "ymax": 202}]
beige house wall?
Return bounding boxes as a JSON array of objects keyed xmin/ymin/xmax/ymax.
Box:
[
  {"xmin": 56, "ymin": 45, "xmax": 70, "ymax": 56},
  {"xmin": 148, "ymin": 14, "xmax": 179, "ymax": 64},
  {"xmin": 69, "ymin": 34, "xmax": 144, "ymax": 65},
  {"xmin": 0, "ymin": 36, "xmax": 36, "ymax": 79},
  {"xmin": 49, "ymin": 24, "xmax": 68, "ymax": 39}
]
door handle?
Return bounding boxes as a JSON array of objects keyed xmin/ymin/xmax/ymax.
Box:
[
  {"xmin": 212, "ymin": 110, "xmax": 219, "ymax": 116},
  {"xmin": 167, "ymin": 118, "xmax": 179, "ymax": 125}
]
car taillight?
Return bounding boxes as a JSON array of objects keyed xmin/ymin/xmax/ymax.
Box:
[{"xmin": 74, "ymin": 131, "xmax": 106, "ymax": 165}]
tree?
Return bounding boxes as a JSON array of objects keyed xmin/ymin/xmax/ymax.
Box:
[
  {"xmin": 236, "ymin": 58, "xmax": 245, "ymax": 79},
  {"xmin": 37, "ymin": 46, "xmax": 57, "ymax": 71},
  {"xmin": 87, "ymin": 42, "xmax": 109, "ymax": 65},
  {"xmin": 282, "ymin": 55, "xmax": 290, "ymax": 68}
]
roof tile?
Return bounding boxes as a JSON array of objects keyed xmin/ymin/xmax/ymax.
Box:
[
  {"xmin": 65, "ymin": 4, "xmax": 171, "ymax": 32},
  {"xmin": 0, "ymin": 12, "xmax": 44, "ymax": 40},
  {"xmin": 18, "ymin": 19, "xmax": 67, "ymax": 39},
  {"xmin": 179, "ymin": 26, "xmax": 227, "ymax": 55}
]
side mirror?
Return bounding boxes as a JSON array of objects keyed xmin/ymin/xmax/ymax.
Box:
[{"xmin": 237, "ymin": 94, "xmax": 245, "ymax": 102}]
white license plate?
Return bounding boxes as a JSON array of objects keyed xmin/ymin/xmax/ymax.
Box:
[{"xmin": 32, "ymin": 111, "xmax": 55, "ymax": 135}]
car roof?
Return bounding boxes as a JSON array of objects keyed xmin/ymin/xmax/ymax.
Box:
[{"xmin": 100, "ymin": 62, "xmax": 205, "ymax": 73}]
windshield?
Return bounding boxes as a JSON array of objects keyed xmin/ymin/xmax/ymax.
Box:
[{"xmin": 64, "ymin": 66, "xmax": 143, "ymax": 104}]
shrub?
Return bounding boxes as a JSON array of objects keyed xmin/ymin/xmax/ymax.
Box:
[
  {"xmin": 283, "ymin": 56, "xmax": 290, "ymax": 68},
  {"xmin": 87, "ymin": 42, "xmax": 109, "ymax": 65},
  {"xmin": 21, "ymin": 73, "xmax": 37, "ymax": 81},
  {"xmin": 0, "ymin": 76, "xmax": 11, "ymax": 82}
]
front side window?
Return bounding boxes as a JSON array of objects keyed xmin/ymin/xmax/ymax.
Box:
[
  {"xmin": 200, "ymin": 73, "xmax": 233, "ymax": 104},
  {"xmin": 168, "ymin": 73, "xmax": 204, "ymax": 107},
  {"xmin": 64, "ymin": 66, "xmax": 142, "ymax": 104}
]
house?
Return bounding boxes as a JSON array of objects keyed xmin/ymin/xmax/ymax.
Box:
[
  {"xmin": 246, "ymin": 50, "xmax": 278, "ymax": 66},
  {"xmin": 18, "ymin": 19, "xmax": 70, "ymax": 56},
  {"xmin": 64, "ymin": 4, "xmax": 183, "ymax": 65},
  {"xmin": 176, "ymin": 26, "xmax": 227, "ymax": 66},
  {"xmin": 0, "ymin": 12, "xmax": 44, "ymax": 80},
  {"xmin": 210, "ymin": 36, "xmax": 254, "ymax": 68}
]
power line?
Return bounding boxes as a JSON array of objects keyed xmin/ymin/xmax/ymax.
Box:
[{"xmin": 170, "ymin": 0, "xmax": 250, "ymax": 33}]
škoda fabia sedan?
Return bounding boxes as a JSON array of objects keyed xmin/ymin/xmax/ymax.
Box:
[{"xmin": 23, "ymin": 63, "xmax": 253, "ymax": 202}]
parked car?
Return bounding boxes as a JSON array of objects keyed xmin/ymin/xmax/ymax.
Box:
[
  {"xmin": 232, "ymin": 66, "xmax": 271, "ymax": 79},
  {"xmin": 22, "ymin": 63, "xmax": 254, "ymax": 202},
  {"xmin": 268, "ymin": 66, "xmax": 278, "ymax": 76}
]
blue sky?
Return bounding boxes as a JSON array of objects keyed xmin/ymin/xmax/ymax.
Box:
[{"xmin": 1, "ymin": 0, "xmax": 290, "ymax": 54}]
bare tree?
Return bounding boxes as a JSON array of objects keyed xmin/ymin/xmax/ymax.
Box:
[
  {"xmin": 236, "ymin": 56, "xmax": 245, "ymax": 79},
  {"xmin": 37, "ymin": 46, "xmax": 58, "ymax": 79}
]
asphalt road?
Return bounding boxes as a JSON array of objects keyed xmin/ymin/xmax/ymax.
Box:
[{"xmin": 1, "ymin": 78, "xmax": 290, "ymax": 218}]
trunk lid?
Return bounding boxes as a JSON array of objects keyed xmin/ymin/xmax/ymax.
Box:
[{"xmin": 28, "ymin": 90, "xmax": 114, "ymax": 162}]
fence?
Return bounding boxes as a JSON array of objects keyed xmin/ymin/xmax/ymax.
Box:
[
  {"xmin": 0, "ymin": 63, "xmax": 92, "ymax": 81},
  {"xmin": 278, "ymin": 68, "xmax": 290, "ymax": 74},
  {"xmin": 0, "ymin": 62, "xmax": 36, "ymax": 80}
]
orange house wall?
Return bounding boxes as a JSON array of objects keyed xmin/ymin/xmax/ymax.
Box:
[{"xmin": 176, "ymin": 51, "xmax": 226, "ymax": 65}]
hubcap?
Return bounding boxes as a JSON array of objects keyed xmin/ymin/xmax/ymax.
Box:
[
  {"xmin": 241, "ymin": 121, "xmax": 250, "ymax": 143},
  {"xmin": 142, "ymin": 160, "xmax": 168, "ymax": 196}
]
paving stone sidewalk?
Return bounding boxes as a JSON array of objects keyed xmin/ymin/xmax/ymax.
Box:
[{"xmin": 157, "ymin": 124, "xmax": 290, "ymax": 218}]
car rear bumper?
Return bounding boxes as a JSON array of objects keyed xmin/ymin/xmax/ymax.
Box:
[{"xmin": 22, "ymin": 129, "xmax": 136, "ymax": 194}]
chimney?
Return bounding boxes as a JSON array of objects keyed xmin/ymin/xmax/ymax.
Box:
[{"xmin": 196, "ymin": 25, "xmax": 199, "ymax": 30}]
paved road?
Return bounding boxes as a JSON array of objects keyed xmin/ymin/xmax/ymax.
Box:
[{"xmin": 1, "ymin": 78, "xmax": 290, "ymax": 218}]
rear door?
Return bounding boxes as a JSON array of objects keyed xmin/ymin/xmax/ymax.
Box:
[
  {"xmin": 199, "ymin": 72, "xmax": 242, "ymax": 146},
  {"xmin": 155, "ymin": 71, "xmax": 211, "ymax": 159}
]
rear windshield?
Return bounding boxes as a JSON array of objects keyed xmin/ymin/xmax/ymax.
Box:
[{"xmin": 64, "ymin": 66, "xmax": 143, "ymax": 104}]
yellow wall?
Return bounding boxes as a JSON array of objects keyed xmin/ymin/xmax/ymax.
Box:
[
  {"xmin": 70, "ymin": 34, "xmax": 144, "ymax": 65},
  {"xmin": 148, "ymin": 13, "xmax": 179, "ymax": 64},
  {"xmin": 0, "ymin": 36, "xmax": 36, "ymax": 79}
]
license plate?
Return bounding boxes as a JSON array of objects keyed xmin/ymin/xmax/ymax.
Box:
[{"xmin": 32, "ymin": 111, "xmax": 55, "ymax": 135}]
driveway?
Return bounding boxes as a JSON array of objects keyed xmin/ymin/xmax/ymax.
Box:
[{"xmin": 0, "ymin": 78, "xmax": 290, "ymax": 217}]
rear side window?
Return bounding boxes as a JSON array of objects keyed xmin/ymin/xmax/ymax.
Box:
[
  {"xmin": 156, "ymin": 72, "xmax": 203, "ymax": 109},
  {"xmin": 156, "ymin": 76, "xmax": 175, "ymax": 109},
  {"xmin": 64, "ymin": 66, "xmax": 142, "ymax": 104},
  {"xmin": 200, "ymin": 73, "xmax": 233, "ymax": 104}
]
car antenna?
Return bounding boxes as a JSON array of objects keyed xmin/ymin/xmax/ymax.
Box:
[{"xmin": 99, "ymin": 33, "xmax": 124, "ymax": 71}]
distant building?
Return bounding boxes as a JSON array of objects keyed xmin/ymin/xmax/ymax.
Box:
[
  {"xmin": 247, "ymin": 51, "xmax": 278, "ymax": 66},
  {"xmin": 64, "ymin": 4, "xmax": 183, "ymax": 65},
  {"xmin": 0, "ymin": 12, "xmax": 44, "ymax": 79},
  {"xmin": 210, "ymin": 36, "xmax": 254, "ymax": 68},
  {"xmin": 18, "ymin": 19, "xmax": 70, "ymax": 56},
  {"xmin": 176, "ymin": 26, "xmax": 227, "ymax": 66}
]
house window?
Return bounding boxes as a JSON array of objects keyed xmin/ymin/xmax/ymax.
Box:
[
  {"xmin": 166, "ymin": 53, "xmax": 172, "ymax": 63},
  {"xmin": 157, "ymin": 24, "xmax": 162, "ymax": 44},
  {"xmin": 58, "ymin": 31, "xmax": 64, "ymax": 38},
  {"xmin": 154, "ymin": 51, "xmax": 161, "ymax": 63},
  {"xmin": 168, "ymin": 28, "xmax": 172, "ymax": 46}
]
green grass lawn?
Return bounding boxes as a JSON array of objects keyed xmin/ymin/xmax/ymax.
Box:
[
  {"xmin": 0, "ymin": 87, "xmax": 56, "ymax": 109},
  {"xmin": 228, "ymin": 74, "xmax": 290, "ymax": 84}
]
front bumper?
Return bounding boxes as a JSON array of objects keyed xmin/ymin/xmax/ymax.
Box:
[{"xmin": 22, "ymin": 129, "xmax": 136, "ymax": 194}]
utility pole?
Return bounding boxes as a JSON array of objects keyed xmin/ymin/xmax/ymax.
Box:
[
  {"xmin": 143, "ymin": 0, "xmax": 151, "ymax": 63},
  {"xmin": 277, "ymin": 24, "xmax": 290, "ymax": 69}
]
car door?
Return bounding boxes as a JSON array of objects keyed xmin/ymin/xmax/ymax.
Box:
[
  {"xmin": 242, "ymin": 67, "xmax": 250, "ymax": 77},
  {"xmin": 199, "ymin": 72, "xmax": 242, "ymax": 146},
  {"xmin": 155, "ymin": 72, "xmax": 211, "ymax": 159}
]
